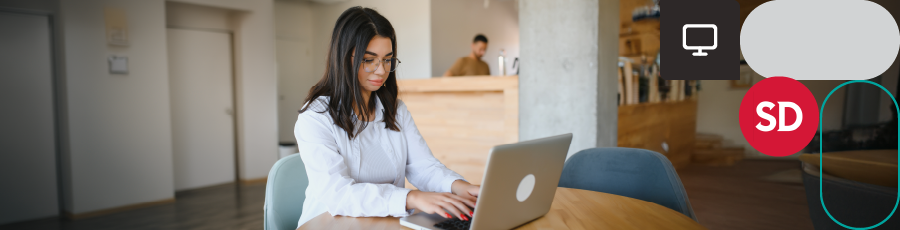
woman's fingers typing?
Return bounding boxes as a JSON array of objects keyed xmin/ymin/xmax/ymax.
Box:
[
  {"xmin": 435, "ymin": 193, "xmax": 472, "ymax": 219},
  {"xmin": 445, "ymin": 193, "xmax": 475, "ymax": 210},
  {"xmin": 443, "ymin": 197, "xmax": 473, "ymax": 219},
  {"xmin": 436, "ymin": 201, "xmax": 467, "ymax": 220},
  {"xmin": 408, "ymin": 191, "xmax": 475, "ymax": 220}
]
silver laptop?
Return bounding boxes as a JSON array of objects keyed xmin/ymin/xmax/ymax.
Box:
[{"xmin": 400, "ymin": 133, "xmax": 573, "ymax": 230}]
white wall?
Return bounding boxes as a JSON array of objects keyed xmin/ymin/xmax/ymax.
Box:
[
  {"xmin": 431, "ymin": 0, "xmax": 519, "ymax": 77},
  {"xmin": 171, "ymin": 0, "xmax": 280, "ymax": 181},
  {"xmin": 275, "ymin": 0, "xmax": 433, "ymax": 143},
  {"xmin": 308, "ymin": 0, "xmax": 432, "ymax": 80},
  {"xmin": 275, "ymin": 0, "xmax": 317, "ymax": 143},
  {"xmin": 59, "ymin": 0, "xmax": 175, "ymax": 214},
  {"xmin": 166, "ymin": 2, "xmax": 232, "ymax": 31}
]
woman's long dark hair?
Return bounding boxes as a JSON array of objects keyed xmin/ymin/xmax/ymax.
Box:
[{"xmin": 299, "ymin": 6, "xmax": 400, "ymax": 139}]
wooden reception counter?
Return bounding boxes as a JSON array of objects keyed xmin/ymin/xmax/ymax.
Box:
[
  {"xmin": 397, "ymin": 75, "xmax": 696, "ymax": 188},
  {"xmin": 397, "ymin": 75, "xmax": 518, "ymax": 187}
]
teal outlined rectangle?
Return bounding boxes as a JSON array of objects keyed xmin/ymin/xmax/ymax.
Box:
[{"xmin": 819, "ymin": 80, "xmax": 899, "ymax": 229}]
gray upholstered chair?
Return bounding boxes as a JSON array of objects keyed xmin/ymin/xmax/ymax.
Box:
[
  {"xmin": 801, "ymin": 162, "xmax": 898, "ymax": 229},
  {"xmin": 558, "ymin": 147, "xmax": 698, "ymax": 221},
  {"xmin": 264, "ymin": 153, "xmax": 309, "ymax": 230}
]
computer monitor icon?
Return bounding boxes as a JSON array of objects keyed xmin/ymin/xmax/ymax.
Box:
[{"xmin": 683, "ymin": 24, "xmax": 717, "ymax": 56}]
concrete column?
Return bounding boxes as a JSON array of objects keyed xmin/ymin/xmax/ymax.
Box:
[{"xmin": 518, "ymin": 0, "xmax": 619, "ymax": 158}]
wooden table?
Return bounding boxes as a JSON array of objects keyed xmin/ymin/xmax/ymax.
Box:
[
  {"xmin": 799, "ymin": 149, "xmax": 898, "ymax": 187},
  {"xmin": 297, "ymin": 187, "xmax": 706, "ymax": 230}
]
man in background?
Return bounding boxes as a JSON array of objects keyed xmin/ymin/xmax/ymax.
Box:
[{"xmin": 443, "ymin": 34, "xmax": 490, "ymax": 76}]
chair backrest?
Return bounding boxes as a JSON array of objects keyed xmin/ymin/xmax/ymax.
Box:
[
  {"xmin": 264, "ymin": 153, "xmax": 309, "ymax": 230},
  {"xmin": 558, "ymin": 147, "xmax": 697, "ymax": 221}
]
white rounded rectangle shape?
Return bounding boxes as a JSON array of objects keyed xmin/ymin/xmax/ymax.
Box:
[{"xmin": 741, "ymin": 0, "xmax": 900, "ymax": 80}]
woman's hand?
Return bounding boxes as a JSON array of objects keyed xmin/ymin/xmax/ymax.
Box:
[
  {"xmin": 451, "ymin": 180, "xmax": 480, "ymax": 203},
  {"xmin": 406, "ymin": 190, "xmax": 475, "ymax": 220}
]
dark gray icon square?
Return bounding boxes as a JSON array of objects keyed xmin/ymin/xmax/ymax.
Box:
[{"xmin": 660, "ymin": 0, "xmax": 739, "ymax": 80}]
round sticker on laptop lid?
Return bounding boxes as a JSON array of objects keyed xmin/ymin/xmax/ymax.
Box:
[{"xmin": 516, "ymin": 174, "xmax": 536, "ymax": 202}]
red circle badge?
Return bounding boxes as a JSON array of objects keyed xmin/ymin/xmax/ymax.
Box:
[{"xmin": 739, "ymin": 77, "xmax": 819, "ymax": 157}]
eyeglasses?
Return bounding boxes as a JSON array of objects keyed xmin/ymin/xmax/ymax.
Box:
[{"xmin": 361, "ymin": 57, "xmax": 401, "ymax": 73}]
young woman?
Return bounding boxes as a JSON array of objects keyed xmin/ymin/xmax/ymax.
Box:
[{"xmin": 293, "ymin": 6, "xmax": 480, "ymax": 227}]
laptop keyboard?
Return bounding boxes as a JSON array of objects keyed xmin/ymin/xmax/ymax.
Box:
[
  {"xmin": 433, "ymin": 218, "xmax": 471, "ymax": 230},
  {"xmin": 433, "ymin": 207, "xmax": 475, "ymax": 230}
]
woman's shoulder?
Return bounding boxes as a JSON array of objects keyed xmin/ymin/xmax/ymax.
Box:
[
  {"xmin": 393, "ymin": 99, "xmax": 413, "ymax": 125},
  {"xmin": 298, "ymin": 96, "xmax": 332, "ymax": 121},
  {"xmin": 302, "ymin": 95, "xmax": 330, "ymax": 110},
  {"xmin": 294, "ymin": 96, "xmax": 338, "ymax": 141},
  {"xmin": 395, "ymin": 98, "xmax": 407, "ymax": 109},
  {"xmin": 394, "ymin": 98, "xmax": 409, "ymax": 114}
]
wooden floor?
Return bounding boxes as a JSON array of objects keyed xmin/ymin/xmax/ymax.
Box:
[
  {"xmin": 0, "ymin": 160, "xmax": 813, "ymax": 230},
  {"xmin": 680, "ymin": 160, "xmax": 814, "ymax": 230},
  {"xmin": 0, "ymin": 183, "xmax": 266, "ymax": 230}
]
